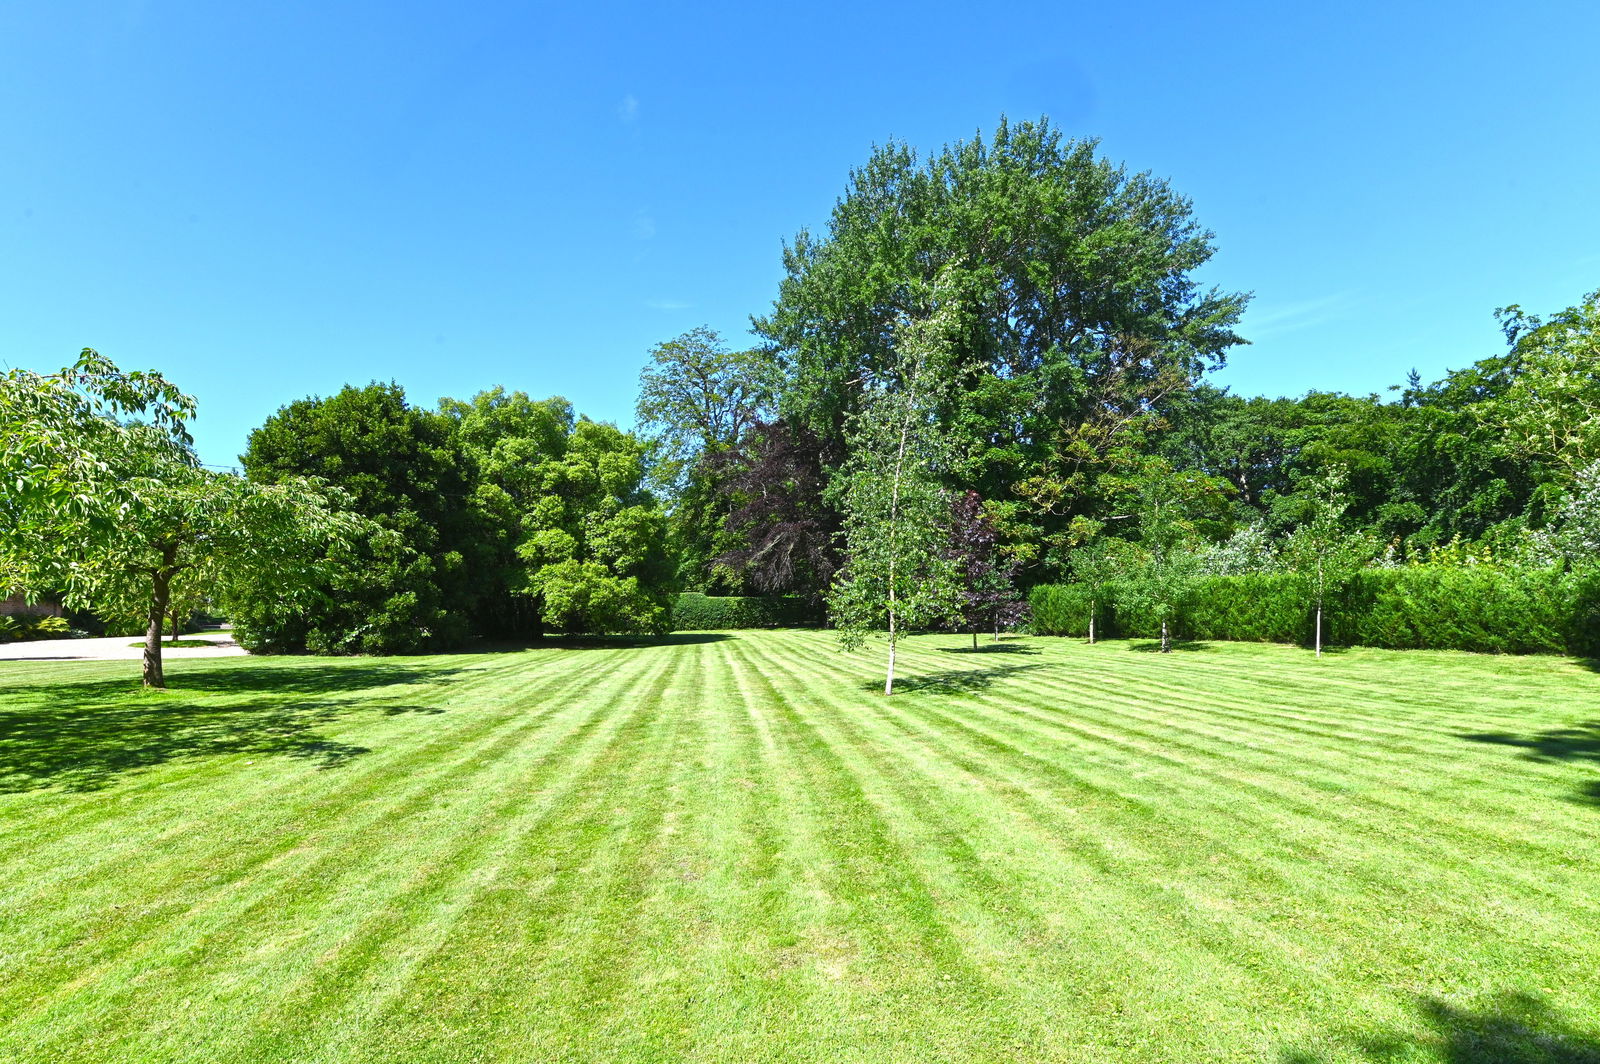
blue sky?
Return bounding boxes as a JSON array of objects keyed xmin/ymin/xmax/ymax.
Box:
[{"xmin": 4, "ymin": 1, "xmax": 1597, "ymax": 467}]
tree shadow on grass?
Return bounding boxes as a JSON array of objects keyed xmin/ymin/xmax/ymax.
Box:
[
  {"xmin": 1282, "ymin": 993, "xmax": 1600, "ymax": 1063},
  {"xmin": 863, "ymin": 663, "xmax": 1045, "ymax": 695},
  {"xmin": 0, "ymin": 661, "xmax": 465, "ymax": 795},
  {"xmin": 1460, "ymin": 722, "xmax": 1600, "ymax": 808},
  {"xmin": 939, "ymin": 642, "xmax": 1042, "ymax": 656},
  {"xmin": 1127, "ymin": 640, "xmax": 1213, "ymax": 653},
  {"xmin": 449, "ymin": 632, "xmax": 737, "ymax": 654}
]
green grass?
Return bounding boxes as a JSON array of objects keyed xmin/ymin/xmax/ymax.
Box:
[
  {"xmin": 126, "ymin": 639, "xmax": 223, "ymax": 649},
  {"xmin": 2, "ymin": 632, "xmax": 1598, "ymax": 1063}
]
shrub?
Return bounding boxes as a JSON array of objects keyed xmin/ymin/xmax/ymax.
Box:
[
  {"xmin": 0, "ymin": 613, "xmax": 74, "ymax": 642},
  {"xmin": 671, "ymin": 593, "xmax": 824, "ymax": 631},
  {"xmin": 1029, "ymin": 565, "xmax": 1593, "ymax": 655}
]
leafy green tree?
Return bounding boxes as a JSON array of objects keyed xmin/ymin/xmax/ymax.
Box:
[
  {"xmin": 242, "ymin": 383, "xmax": 478, "ymax": 653},
  {"xmin": 1119, "ymin": 465, "xmax": 1222, "ymax": 653},
  {"xmin": 514, "ymin": 419, "xmax": 675, "ymax": 636},
  {"xmin": 755, "ymin": 117, "xmax": 1249, "ymax": 571},
  {"xmin": 1, "ymin": 350, "xmax": 194, "ymax": 597},
  {"xmin": 829, "ymin": 280, "xmax": 968, "ymax": 694},
  {"xmin": 1066, "ymin": 536, "xmax": 1134, "ymax": 644},
  {"xmin": 635, "ymin": 327, "xmax": 773, "ymax": 591},
  {"xmin": 439, "ymin": 387, "xmax": 575, "ymax": 636},
  {"xmin": 1484, "ymin": 290, "xmax": 1600, "ymax": 485},
  {"xmin": 76, "ymin": 430, "xmax": 359, "ymax": 686},
  {"xmin": 2, "ymin": 352, "xmax": 356, "ymax": 686}
]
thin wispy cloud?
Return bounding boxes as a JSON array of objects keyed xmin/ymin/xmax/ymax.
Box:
[
  {"xmin": 645, "ymin": 298, "xmax": 691, "ymax": 311},
  {"xmin": 617, "ymin": 94, "xmax": 639, "ymax": 123},
  {"xmin": 1243, "ymin": 292, "xmax": 1358, "ymax": 341}
]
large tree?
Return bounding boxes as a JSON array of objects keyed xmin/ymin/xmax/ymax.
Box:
[
  {"xmin": 754, "ymin": 117, "xmax": 1249, "ymax": 575},
  {"xmin": 513, "ymin": 419, "xmax": 675, "ymax": 636},
  {"xmin": 635, "ymin": 327, "xmax": 772, "ymax": 591},
  {"xmin": 76, "ymin": 430, "xmax": 358, "ymax": 686},
  {"xmin": 1, "ymin": 350, "xmax": 194, "ymax": 596},
  {"xmin": 241, "ymin": 382, "xmax": 480, "ymax": 653},
  {"xmin": 2, "ymin": 351, "xmax": 352, "ymax": 687}
]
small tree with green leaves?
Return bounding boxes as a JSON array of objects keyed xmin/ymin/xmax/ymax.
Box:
[
  {"xmin": 829, "ymin": 276, "xmax": 969, "ymax": 694},
  {"xmin": 1282, "ymin": 467, "xmax": 1373, "ymax": 657},
  {"xmin": 1068, "ymin": 535, "xmax": 1132, "ymax": 644},
  {"xmin": 1119, "ymin": 466, "xmax": 1224, "ymax": 652}
]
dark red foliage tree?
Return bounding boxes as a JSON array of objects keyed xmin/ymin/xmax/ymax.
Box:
[
  {"xmin": 946, "ymin": 491, "xmax": 1028, "ymax": 646},
  {"xmin": 714, "ymin": 419, "xmax": 841, "ymax": 597}
]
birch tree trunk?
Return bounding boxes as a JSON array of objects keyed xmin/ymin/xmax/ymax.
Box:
[
  {"xmin": 1315, "ymin": 603, "xmax": 1323, "ymax": 658},
  {"xmin": 885, "ymin": 607, "xmax": 897, "ymax": 695},
  {"xmin": 1161, "ymin": 618, "xmax": 1170, "ymax": 654},
  {"xmin": 1089, "ymin": 600, "xmax": 1096, "ymax": 645},
  {"xmin": 883, "ymin": 404, "xmax": 910, "ymax": 696}
]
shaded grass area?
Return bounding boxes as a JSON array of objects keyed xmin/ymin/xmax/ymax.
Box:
[{"xmin": 1, "ymin": 634, "xmax": 1599, "ymax": 1062}]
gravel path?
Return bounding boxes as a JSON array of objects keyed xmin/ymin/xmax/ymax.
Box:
[{"xmin": 0, "ymin": 629, "xmax": 247, "ymax": 662}]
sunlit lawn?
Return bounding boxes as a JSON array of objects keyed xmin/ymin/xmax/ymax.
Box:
[{"xmin": 2, "ymin": 632, "xmax": 1598, "ymax": 1062}]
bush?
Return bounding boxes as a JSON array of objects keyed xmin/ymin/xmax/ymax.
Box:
[
  {"xmin": 671, "ymin": 593, "xmax": 824, "ymax": 631},
  {"xmin": 0, "ymin": 613, "xmax": 74, "ymax": 642},
  {"xmin": 1029, "ymin": 565, "xmax": 1593, "ymax": 655}
]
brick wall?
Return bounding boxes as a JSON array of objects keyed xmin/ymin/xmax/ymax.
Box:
[{"xmin": 0, "ymin": 593, "xmax": 63, "ymax": 617}]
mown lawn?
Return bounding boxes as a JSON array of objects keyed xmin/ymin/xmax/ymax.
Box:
[{"xmin": 2, "ymin": 632, "xmax": 1598, "ymax": 1063}]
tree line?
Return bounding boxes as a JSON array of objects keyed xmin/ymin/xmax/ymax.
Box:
[{"xmin": 4, "ymin": 116, "xmax": 1596, "ymax": 691}]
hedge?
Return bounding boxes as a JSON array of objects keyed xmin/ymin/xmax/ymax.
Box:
[
  {"xmin": 671, "ymin": 593, "xmax": 825, "ymax": 631},
  {"xmin": 1030, "ymin": 567, "xmax": 1600, "ymax": 656}
]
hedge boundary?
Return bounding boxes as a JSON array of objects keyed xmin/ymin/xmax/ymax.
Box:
[
  {"xmin": 1029, "ymin": 568, "xmax": 1600, "ymax": 656},
  {"xmin": 671, "ymin": 593, "xmax": 825, "ymax": 631}
]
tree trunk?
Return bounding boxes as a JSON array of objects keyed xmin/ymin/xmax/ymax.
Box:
[
  {"xmin": 1088, "ymin": 599, "xmax": 1096, "ymax": 645},
  {"xmin": 1315, "ymin": 603, "xmax": 1323, "ymax": 658},
  {"xmin": 973, "ymin": 630, "xmax": 979, "ymax": 650},
  {"xmin": 885, "ymin": 608, "xmax": 897, "ymax": 696},
  {"xmin": 170, "ymin": 608, "xmax": 181, "ymax": 644},
  {"xmin": 1161, "ymin": 618, "xmax": 1170, "ymax": 654},
  {"xmin": 144, "ymin": 567, "xmax": 173, "ymax": 689}
]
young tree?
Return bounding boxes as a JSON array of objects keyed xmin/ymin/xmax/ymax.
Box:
[
  {"xmin": 1120, "ymin": 467, "xmax": 1220, "ymax": 653},
  {"xmin": 1067, "ymin": 536, "xmax": 1131, "ymax": 644},
  {"xmin": 829, "ymin": 279, "xmax": 969, "ymax": 694},
  {"xmin": 1282, "ymin": 467, "xmax": 1372, "ymax": 657},
  {"xmin": 945, "ymin": 491, "xmax": 1028, "ymax": 647}
]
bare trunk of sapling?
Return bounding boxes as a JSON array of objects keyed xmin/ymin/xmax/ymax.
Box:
[
  {"xmin": 1089, "ymin": 600, "xmax": 1096, "ymax": 645},
  {"xmin": 1315, "ymin": 602, "xmax": 1323, "ymax": 658},
  {"xmin": 885, "ymin": 606, "xmax": 897, "ymax": 696}
]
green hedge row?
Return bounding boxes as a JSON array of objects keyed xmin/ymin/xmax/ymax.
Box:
[
  {"xmin": 671, "ymin": 593, "xmax": 825, "ymax": 631},
  {"xmin": 1030, "ymin": 567, "xmax": 1600, "ymax": 656}
]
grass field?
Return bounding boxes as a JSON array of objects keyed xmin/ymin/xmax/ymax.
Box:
[{"xmin": 2, "ymin": 632, "xmax": 1598, "ymax": 1063}]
